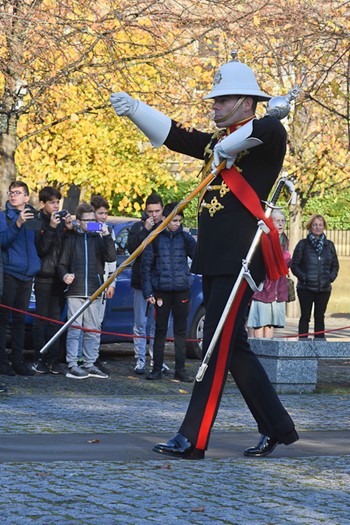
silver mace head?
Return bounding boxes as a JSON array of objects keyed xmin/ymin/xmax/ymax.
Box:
[{"xmin": 266, "ymin": 86, "xmax": 300, "ymax": 120}]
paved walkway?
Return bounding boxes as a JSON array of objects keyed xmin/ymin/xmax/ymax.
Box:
[{"xmin": 0, "ymin": 321, "xmax": 350, "ymax": 524}]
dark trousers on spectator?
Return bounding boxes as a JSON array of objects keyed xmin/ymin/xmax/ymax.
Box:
[
  {"xmin": 33, "ymin": 280, "xmax": 65, "ymax": 363},
  {"xmin": 152, "ymin": 289, "xmax": 190, "ymax": 372},
  {"xmin": 0, "ymin": 274, "xmax": 33, "ymax": 365},
  {"xmin": 297, "ymin": 289, "xmax": 331, "ymax": 339}
]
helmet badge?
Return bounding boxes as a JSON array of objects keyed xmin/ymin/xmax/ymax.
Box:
[{"xmin": 213, "ymin": 70, "xmax": 222, "ymax": 86}]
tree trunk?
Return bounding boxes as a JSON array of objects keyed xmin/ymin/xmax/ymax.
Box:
[
  {"xmin": 0, "ymin": 133, "xmax": 17, "ymax": 208},
  {"xmin": 286, "ymin": 197, "xmax": 303, "ymax": 319}
]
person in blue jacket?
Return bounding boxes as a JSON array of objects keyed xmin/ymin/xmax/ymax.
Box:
[
  {"xmin": 141, "ymin": 202, "xmax": 197, "ymax": 382},
  {"xmin": 0, "ymin": 180, "xmax": 41, "ymax": 376},
  {"xmin": 0, "ymin": 237, "xmax": 6, "ymax": 390}
]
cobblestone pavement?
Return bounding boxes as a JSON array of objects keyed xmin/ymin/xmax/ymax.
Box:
[
  {"xmin": 1, "ymin": 456, "xmax": 350, "ymax": 525},
  {"xmin": 1, "ymin": 343, "xmax": 350, "ymax": 524}
]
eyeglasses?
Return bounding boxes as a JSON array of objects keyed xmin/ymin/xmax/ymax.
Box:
[
  {"xmin": 79, "ymin": 219, "xmax": 96, "ymax": 222},
  {"xmin": 8, "ymin": 191, "xmax": 26, "ymax": 196}
]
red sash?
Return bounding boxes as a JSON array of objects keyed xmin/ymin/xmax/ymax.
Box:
[{"xmin": 221, "ymin": 167, "xmax": 288, "ymax": 281}]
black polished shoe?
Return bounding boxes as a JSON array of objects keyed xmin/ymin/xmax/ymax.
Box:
[
  {"xmin": 243, "ymin": 435, "xmax": 279, "ymax": 458},
  {"xmin": 153, "ymin": 432, "xmax": 205, "ymax": 460}
]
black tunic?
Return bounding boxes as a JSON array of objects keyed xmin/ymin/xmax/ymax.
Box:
[{"xmin": 165, "ymin": 116, "xmax": 287, "ymax": 279}]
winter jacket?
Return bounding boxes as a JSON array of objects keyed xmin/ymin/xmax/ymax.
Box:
[
  {"xmin": 141, "ymin": 226, "xmax": 196, "ymax": 299},
  {"xmin": 57, "ymin": 229, "xmax": 117, "ymax": 297},
  {"xmin": 291, "ymin": 237, "xmax": 339, "ymax": 293},
  {"xmin": 35, "ymin": 211, "xmax": 73, "ymax": 283},
  {"xmin": 0, "ymin": 202, "xmax": 41, "ymax": 280},
  {"xmin": 0, "ymin": 248, "xmax": 3, "ymax": 299},
  {"xmin": 127, "ymin": 215, "xmax": 152, "ymax": 289}
]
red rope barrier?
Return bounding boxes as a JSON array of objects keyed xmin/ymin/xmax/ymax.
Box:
[
  {"xmin": 0, "ymin": 303, "xmax": 200, "ymax": 343},
  {"xmin": 1, "ymin": 303, "xmax": 348, "ymax": 341}
]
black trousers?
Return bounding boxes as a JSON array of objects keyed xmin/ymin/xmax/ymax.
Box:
[
  {"xmin": 33, "ymin": 280, "xmax": 66, "ymax": 362},
  {"xmin": 297, "ymin": 288, "xmax": 331, "ymax": 339},
  {"xmin": 179, "ymin": 275, "xmax": 297, "ymax": 450},
  {"xmin": 0, "ymin": 274, "xmax": 33, "ymax": 364},
  {"xmin": 153, "ymin": 289, "xmax": 190, "ymax": 372}
]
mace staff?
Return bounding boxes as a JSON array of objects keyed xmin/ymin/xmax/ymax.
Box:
[
  {"xmin": 40, "ymin": 161, "xmax": 226, "ymax": 356},
  {"xmin": 40, "ymin": 86, "xmax": 299, "ymax": 357}
]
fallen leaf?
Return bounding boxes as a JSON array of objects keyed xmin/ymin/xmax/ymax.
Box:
[
  {"xmin": 179, "ymin": 388, "xmax": 189, "ymax": 394},
  {"xmin": 191, "ymin": 506, "xmax": 205, "ymax": 512},
  {"xmin": 155, "ymin": 463, "xmax": 172, "ymax": 470},
  {"xmin": 87, "ymin": 439, "xmax": 100, "ymax": 444}
]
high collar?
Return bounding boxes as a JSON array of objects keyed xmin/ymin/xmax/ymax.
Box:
[{"xmin": 227, "ymin": 115, "xmax": 255, "ymax": 135}]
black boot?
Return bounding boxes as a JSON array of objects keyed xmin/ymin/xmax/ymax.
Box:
[
  {"xmin": 12, "ymin": 360, "xmax": 35, "ymax": 376},
  {"xmin": 146, "ymin": 369, "xmax": 162, "ymax": 380},
  {"xmin": 0, "ymin": 361, "xmax": 16, "ymax": 376},
  {"xmin": 174, "ymin": 369, "xmax": 193, "ymax": 382}
]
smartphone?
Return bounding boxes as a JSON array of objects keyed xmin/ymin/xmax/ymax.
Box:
[
  {"xmin": 27, "ymin": 210, "xmax": 41, "ymax": 220},
  {"xmin": 87, "ymin": 222, "xmax": 103, "ymax": 232},
  {"xmin": 25, "ymin": 210, "xmax": 42, "ymax": 231}
]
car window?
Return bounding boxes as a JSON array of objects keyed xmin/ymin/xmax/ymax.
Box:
[{"xmin": 115, "ymin": 225, "xmax": 132, "ymax": 256}]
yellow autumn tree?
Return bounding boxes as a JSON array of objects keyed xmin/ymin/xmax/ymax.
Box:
[{"xmin": 3, "ymin": 0, "xmax": 257, "ymax": 210}]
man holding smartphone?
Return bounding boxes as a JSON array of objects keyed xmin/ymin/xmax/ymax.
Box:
[
  {"xmin": 0, "ymin": 181, "xmax": 41, "ymax": 376},
  {"xmin": 57, "ymin": 203, "xmax": 117, "ymax": 379},
  {"xmin": 32, "ymin": 186, "xmax": 74, "ymax": 375},
  {"xmin": 127, "ymin": 193, "xmax": 165, "ymax": 375}
]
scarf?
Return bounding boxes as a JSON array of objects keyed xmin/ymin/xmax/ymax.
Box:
[{"xmin": 307, "ymin": 231, "xmax": 325, "ymax": 255}]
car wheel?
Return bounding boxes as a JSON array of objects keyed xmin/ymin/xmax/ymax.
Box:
[{"xmin": 186, "ymin": 305, "xmax": 205, "ymax": 359}]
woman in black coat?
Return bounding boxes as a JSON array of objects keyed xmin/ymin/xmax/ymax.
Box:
[{"xmin": 291, "ymin": 214, "xmax": 339, "ymax": 340}]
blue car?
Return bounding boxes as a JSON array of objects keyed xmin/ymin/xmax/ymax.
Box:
[{"xmin": 101, "ymin": 219, "xmax": 205, "ymax": 359}]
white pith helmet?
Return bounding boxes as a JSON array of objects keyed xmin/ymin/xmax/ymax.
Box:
[{"xmin": 204, "ymin": 51, "xmax": 271, "ymax": 101}]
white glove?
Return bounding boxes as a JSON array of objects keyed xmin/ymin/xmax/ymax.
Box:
[
  {"xmin": 212, "ymin": 143, "xmax": 237, "ymax": 170},
  {"xmin": 110, "ymin": 91, "xmax": 171, "ymax": 147},
  {"xmin": 211, "ymin": 120, "xmax": 262, "ymax": 171},
  {"xmin": 110, "ymin": 92, "xmax": 139, "ymax": 117}
]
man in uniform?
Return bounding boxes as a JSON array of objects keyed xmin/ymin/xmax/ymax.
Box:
[{"xmin": 110, "ymin": 54, "xmax": 299, "ymax": 459}]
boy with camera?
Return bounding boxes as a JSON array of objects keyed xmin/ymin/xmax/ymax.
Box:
[
  {"xmin": 57, "ymin": 203, "xmax": 116, "ymax": 379},
  {"xmin": 0, "ymin": 181, "xmax": 41, "ymax": 376},
  {"xmin": 32, "ymin": 186, "xmax": 74, "ymax": 374}
]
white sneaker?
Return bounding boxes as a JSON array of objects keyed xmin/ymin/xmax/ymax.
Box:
[
  {"xmin": 162, "ymin": 363, "xmax": 171, "ymax": 375},
  {"xmin": 134, "ymin": 359, "xmax": 146, "ymax": 375},
  {"xmin": 66, "ymin": 366, "xmax": 89, "ymax": 379},
  {"xmin": 82, "ymin": 365, "xmax": 108, "ymax": 378}
]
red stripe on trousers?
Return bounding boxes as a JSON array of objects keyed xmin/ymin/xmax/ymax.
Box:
[{"xmin": 195, "ymin": 280, "xmax": 248, "ymax": 450}]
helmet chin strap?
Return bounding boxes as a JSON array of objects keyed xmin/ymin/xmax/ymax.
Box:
[{"xmin": 214, "ymin": 96, "xmax": 246, "ymax": 125}]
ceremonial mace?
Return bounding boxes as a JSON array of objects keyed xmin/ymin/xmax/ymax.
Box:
[{"xmin": 40, "ymin": 87, "xmax": 299, "ymax": 357}]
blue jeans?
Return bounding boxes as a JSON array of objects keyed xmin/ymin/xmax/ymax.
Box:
[
  {"xmin": 132, "ymin": 289, "xmax": 154, "ymax": 362},
  {"xmin": 66, "ymin": 297, "xmax": 101, "ymax": 368}
]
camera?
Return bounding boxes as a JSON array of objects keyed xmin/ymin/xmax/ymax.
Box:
[
  {"xmin": 87, "ymin": 222, "xmax": 103, "ymax": 232},
  {"xmin": 57, "ymin": 209, "xmax": 68, "ymax": 218}
]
